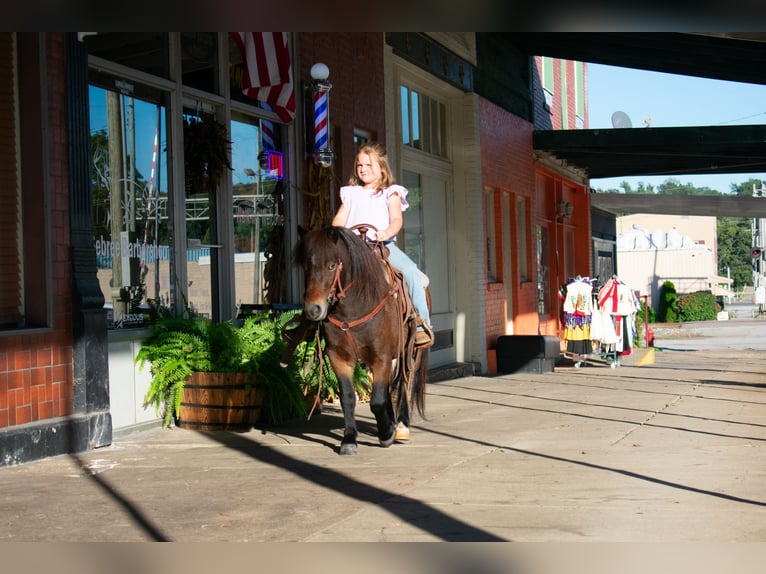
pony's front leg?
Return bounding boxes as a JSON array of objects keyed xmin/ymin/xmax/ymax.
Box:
[
  {"xmin": 368, "ymin": 367, "xmax": 396, "ymax": 448},
  {"xmin": 333, "ymin": 360, "xmax": 360, "ymax": 455}
]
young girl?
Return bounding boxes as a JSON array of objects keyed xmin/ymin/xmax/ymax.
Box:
[{"xmin": 332, "ymin": 142, "xmax": 433, "ymax": 347}]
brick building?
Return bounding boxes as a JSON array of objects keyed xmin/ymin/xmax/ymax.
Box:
[{"xmin": 0, "ymin": 32, "xmax": 590, "ymax": 465}]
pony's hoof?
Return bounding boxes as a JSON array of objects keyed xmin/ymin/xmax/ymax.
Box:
[
  {"xmin": 339, "ymin": 443, "xmax": 358, "ymax": 455},
  {"xmin": 379, "ymin": 433, "xmax": 395, "ymax": 448},
  {"xmin": 394, "ymin": 422, "xmax": 410, "ymax": 442}
]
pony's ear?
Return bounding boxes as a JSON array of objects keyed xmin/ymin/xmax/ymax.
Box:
[
  {"xmin": 327, "ymin": 226, "xmax": 340, "ymax": 243},
  {"xmin": 297, "ymin": 225, "xmax": 307, "ymax": 239}
]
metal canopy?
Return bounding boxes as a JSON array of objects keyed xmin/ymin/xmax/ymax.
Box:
[
  {"xmin": 511, "ymin": 32, "xmax": 766, "ymax": 86},
  {"xmin": 533, "ymin": 125, "xmax": 766, "ymax": 180},
  {"xmin": 590, "ymin": 193, "xmax": 766, "ymax": 218},
  {"xmin": 511, "ymin": 33, "xmax": 766, "ymax": 184}
]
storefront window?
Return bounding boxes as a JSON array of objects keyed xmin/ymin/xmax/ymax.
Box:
[
  {"xmin": 183, "ymin": 107, "xmax": 223, "ymax": 320},
  {"xmin": 89, "ymin": 83, "xmax": 172, "ymax": 328},
  {"xmin": 231, "ymin": 111, "xmax": 286, "ymax": 308},
  {"xmin": 88, "ymin": 33, "xmax": 295, "ymax": 326}
]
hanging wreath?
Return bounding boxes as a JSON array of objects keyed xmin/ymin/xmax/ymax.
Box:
[{"xmin": 183, "ymin": 113, "xmax": 232, "ymax": 195}]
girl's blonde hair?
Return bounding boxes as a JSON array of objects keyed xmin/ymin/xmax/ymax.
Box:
[{"xmin": 348, "ymin": 142, "xmax": 395, "ymax": 193}]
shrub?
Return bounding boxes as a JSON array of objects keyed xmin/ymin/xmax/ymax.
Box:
[
  {"xmin": 678, "ymin": 290, "xmax": 717, "ymax": 322},
  {"xmin": 658, "ymin": 280, "xmax": 679, "ymax": 323}
]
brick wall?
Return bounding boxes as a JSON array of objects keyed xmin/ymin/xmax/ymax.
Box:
[
  {"xmin": 479, "ymin": 69, "xmax": 591, "ymax": 349},
  {"xmin": 0, "ymin": 33, "xmax": 74, "ymax": 429},
  {"xmin": 479, "ymin": 98, "xmax": 541, "ymax": 346},
  {"xmin": 298, "ymin": 33, "xmax": 386, "ymax": 190}
]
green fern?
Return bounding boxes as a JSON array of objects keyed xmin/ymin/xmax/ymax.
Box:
[{"xmin": 137, "ymin": 311, "xmax": 309, "ymax": 428}]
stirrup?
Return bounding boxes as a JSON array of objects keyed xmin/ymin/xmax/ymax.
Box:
[{"xmin": 414, "ymin": 320, "xmax": 434, "ymax": 348}]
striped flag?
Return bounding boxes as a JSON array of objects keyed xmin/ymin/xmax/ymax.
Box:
[{"xmin": 231, "ymin": 32, "xmax": 295, "ymax": 123}]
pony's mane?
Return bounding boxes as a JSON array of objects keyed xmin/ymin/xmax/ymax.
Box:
[
  {"xmin": 295, "ymin": 226, "xmax": 388, "ymax": 309},
  {"xmin": 330, "ymin": 227, "xmax": 389, "ymax": 306}
]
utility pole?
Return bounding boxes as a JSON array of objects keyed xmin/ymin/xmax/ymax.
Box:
[{"xmin": 753, "ymin": 182, "xmax": 765, "ymax": 291}]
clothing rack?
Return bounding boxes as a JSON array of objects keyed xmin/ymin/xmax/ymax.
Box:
[{"xmin": 561, "ymin": 275, "xmax": 638, "ymax": 369}]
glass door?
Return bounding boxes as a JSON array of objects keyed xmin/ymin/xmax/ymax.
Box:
[{"xmin": 402, "ymin": 168, "xmax": 454, "ymax": 365}]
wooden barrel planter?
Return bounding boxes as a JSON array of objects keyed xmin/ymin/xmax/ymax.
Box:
[{"xmin": 177, "ymin": 372, "xmax": 265, "ymax": 431}]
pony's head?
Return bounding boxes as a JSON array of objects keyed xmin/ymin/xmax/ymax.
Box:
[{"xmin": 294, "ymin": 226, "xmax": 386, "ymax": 321}]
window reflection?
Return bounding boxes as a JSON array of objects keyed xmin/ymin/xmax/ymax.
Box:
[
  {"xmin": 89, "ymin": 84, "xmax": 172, "ymax": 328},
  {"xmin": 231, "ymin": 111, "xmax": 286, "ymax": 308}
]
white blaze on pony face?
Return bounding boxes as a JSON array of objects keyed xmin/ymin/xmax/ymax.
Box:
[
  {"xmin": 300, "ymin": 230, "xmax": 344, "ymax": 322},
  {"xmin": 303, "ymin": 256, "xmax": 338, "ymax": 321}
]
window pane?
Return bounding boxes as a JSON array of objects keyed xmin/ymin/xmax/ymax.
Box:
[
  {"xmin": 86, "ymin": 33, "xmax": 170, "ymax": 79},
  {"xmin": 439, "ymin": 101, "xmax": 447, "ymax": 157},
  {"xmin": 401, "ymin": 170, "xmax": 424, "ymax": 268},
  {"xmin": 0, "ymin": 33, "xmax": 21, "ymax": 326},
  {"xmin": 420, "ymin": 93, "xmax": 431, "ymax": 154},
  {"xmin": 536, "ymin": 224, "xmax": 550, "ymax": 314},
  {"xmin": 90, "ymin": 84, "xmax": 172, "ymax": 328},
  {"xmin": 411, "ymin": 90, "xmax": 420, "ymax": 149},
  {"xmin": 231, "ymin": 112, "xmax": 286, "ymax": 308},
  {"xmin": 399, "ymin": 82, "xmax": 447, "ymax": 159},
  {"xmin": 183, "ymin": 109, "xmax": 218, "ymax": 319},
  {"xmin": 517, "ymin": 196, "xmax": 528, "ymax": 282},
  {"xmin": 181, "ymin": 32, "xmax": 219, "ymax": 94},
  {"xmin": 400, "ymin": 85, "xmax": 410, "ymax": 145},
  {"xmin": 485, "ymin": 188, "xmax": 496, "ymax": 283}
]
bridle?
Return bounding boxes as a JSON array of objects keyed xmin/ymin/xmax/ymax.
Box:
[{"xmin": 325, "ymin": 258, "xmax": 397, "ymax": 334}]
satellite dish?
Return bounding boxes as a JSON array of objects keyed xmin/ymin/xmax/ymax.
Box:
[{"xmin": 611, "ymin": 111, "xmax": 633, "ymax": 128}]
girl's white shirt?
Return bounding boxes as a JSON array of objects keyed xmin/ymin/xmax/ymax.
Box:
[{"xmin": 338, "ymin": 184, "xmax": 409, "ymax": 241}]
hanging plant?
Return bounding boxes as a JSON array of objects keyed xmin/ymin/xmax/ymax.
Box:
[{"xmin": 183, "ymin": 112, "xmax": 232, "ymax": 195}]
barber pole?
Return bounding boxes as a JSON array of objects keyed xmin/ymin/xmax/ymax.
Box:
[{"xmin": 313, "ymin": 88, "xmax": 328, "ymax": 151}]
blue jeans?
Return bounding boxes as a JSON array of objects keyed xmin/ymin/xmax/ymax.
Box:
[{"xmin": 386, "ymin": 243, "xmax": 431, "ymax": 328}]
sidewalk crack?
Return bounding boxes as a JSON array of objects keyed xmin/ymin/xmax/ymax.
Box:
[{"xmin": 611, "ymin": 383, "xmax": 699, "ymax": 445}]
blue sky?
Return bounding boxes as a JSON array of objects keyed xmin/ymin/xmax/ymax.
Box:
[{"xmin": 587, "ymin": 63, "xmax": 766, "ymax": 194}]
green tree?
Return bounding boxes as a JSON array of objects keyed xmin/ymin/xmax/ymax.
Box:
[
  {"xmin": 717, "ymin": 217, "xmax": 753, "ymax": 290},
  {"xmin": 730, "ymin": 178, "xmax": 764, "ymax": 196},
  {"xmin": 657, "ymin": 178, "xmax": 719, "ymax": 196}
]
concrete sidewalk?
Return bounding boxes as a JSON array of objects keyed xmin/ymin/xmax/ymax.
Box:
[{"xmin": 0, "ymin": 344, "xmax": 764, "ymax": 543}]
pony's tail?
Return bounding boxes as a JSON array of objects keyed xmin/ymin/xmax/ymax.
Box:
[{"xmin": 413, "ymin": 347, "xmax": 429, "ymax": 420}]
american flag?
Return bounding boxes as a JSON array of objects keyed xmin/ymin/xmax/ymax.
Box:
[{"xmin": 231, "ymin": 32, "xmax": 295, "ymax": 123}]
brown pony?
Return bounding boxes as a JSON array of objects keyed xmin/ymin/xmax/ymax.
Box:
[{"xmin": 294, "ymin": 225, "xmax": 428, "ymax": 455}]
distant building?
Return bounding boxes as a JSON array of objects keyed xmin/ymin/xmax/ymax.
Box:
[{"xmin": 616, "ymin": 214, "xmax": 734, "ymax": 310}]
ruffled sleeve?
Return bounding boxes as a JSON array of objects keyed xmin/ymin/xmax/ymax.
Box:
[{"xmin": 386, "ymin": 184, "xmax": 409, "ymax": 211}]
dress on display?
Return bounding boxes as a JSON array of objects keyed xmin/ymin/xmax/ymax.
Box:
[
  {"xmin": 562, "ymin": 276, "xmax": 593, "ymax": 355},
  {"xmin": 596, "ymin": 276, "xmax": 641, "ymax": 356}
]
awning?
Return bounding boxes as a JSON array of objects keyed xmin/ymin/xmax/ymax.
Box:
[
  {"xmin": 709, "ymin": 275, "xmax": 734, "ymax": 287},
  {"xmin": 711, "ymin": 285, "xmax": 736, "ymax": 298}
]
